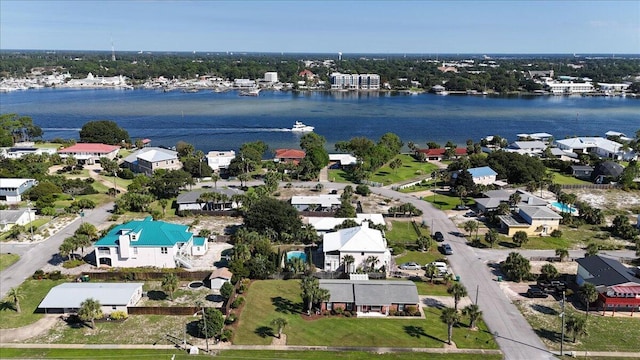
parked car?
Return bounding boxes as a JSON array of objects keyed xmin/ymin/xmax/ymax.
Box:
[
  {"xmin": 526, "ymin": 287, "xmax": 549, "ymax": 298},
  {"xmin": 426, "ymin": 261, "xmax": 448, "ymax": 274},
  {"xmin": 434, "ymin": 231, "xmax": 445, "ymax": 242},
  {"xmin": 536, "ymin": 279, "xmax": 567, "ymax": 293},
  {"xmin": 441, "ymin": 244, "xmax": 453, "ymax": 255},
  {"xmin": 400, "ymin": 262, "xmax": 421, "ymax": 270},
  {"xmin": 464, "ymin": 211, "xmax": 477, "ymax": 218}
]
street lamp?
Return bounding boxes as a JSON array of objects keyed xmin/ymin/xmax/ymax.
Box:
[
  {"xmin": 113, "ymin": 171, "xmax": 117, "ymax": 198},
  {"xmin": 560, "ymin": 290, "xmax": 566, "ymax": 356},
  {"xmin": 26, "ymin": 201, "xmax": 34, "ymax": 241}
]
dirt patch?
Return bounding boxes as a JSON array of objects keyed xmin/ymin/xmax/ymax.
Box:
[{"xmin": 572, "ymin": 189, "xmax": 640, "ymax": 211}]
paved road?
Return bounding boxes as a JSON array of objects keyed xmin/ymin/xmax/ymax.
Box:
[{"xmin": 0, "ymin": 202, "xmax": 114, "ymax": 299}]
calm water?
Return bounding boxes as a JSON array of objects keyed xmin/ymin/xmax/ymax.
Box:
[{"xmin": 1, "ymin": 88, "xmax": 638, "ymax": 152}]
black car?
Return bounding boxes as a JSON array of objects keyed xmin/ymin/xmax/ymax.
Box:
[
  {"xmin": 434, "ymin": 231, "xmax": 444, "ymax": 242},
  {"xmin": 526, "ymin": 287, "xmax": 549, "ymax": 298}
]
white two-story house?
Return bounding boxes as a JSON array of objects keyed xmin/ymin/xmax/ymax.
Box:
[{"xmin": 322, "ymin": 222, "xmax": 391, "ymax": 273}]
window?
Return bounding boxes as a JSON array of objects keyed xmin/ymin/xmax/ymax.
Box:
[
  {"xmin": 326, "ymin": 302, "xmax": 332, "ymax": 311},
  {"xmin": 361, "ymin": 252, "xmax": 364, "ymax": 256},
  {"xmin": 161, "ymin": 247, "xmax": 168, "ymax": 254},
  {"xmin": 112, "ymin": 306, "xmax": 117, "ymax": 310},
  {"xmin": 398, "ymin": 304, "xmax": 405, "ymax": 312},
  {"xmin": 346, "ymin": 303, "xmax": 353, "ymax": 311},
  {"xmin": 133, "ymin": 247, "xmax": 138, "ymax": 255}
]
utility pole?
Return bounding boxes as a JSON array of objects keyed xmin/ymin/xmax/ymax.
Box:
[
  {"xmin": 560, "ymin": 290, "xmax": 566, "ymax": 356},
  {"xmin": 475, "ymin": 284, "xmax": 479, "ymax": 305}
]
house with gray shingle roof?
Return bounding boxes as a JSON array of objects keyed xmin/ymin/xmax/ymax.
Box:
[
  {"xmin": 38, "ymin": 282, "xmax": 143, "ymax": 315},
  {"xmin": 176, "ymin": 188, "xmax": 244, "ymax": 212},
  {"xmin": 319, "ymin": 279, "xmax": 419, "ymax": 316},
  {"xmin": 0, "ymin": 208, "xmax": 36, "ymax": 231}
]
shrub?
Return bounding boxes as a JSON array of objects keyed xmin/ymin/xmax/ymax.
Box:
[
  {"xmin": 32, "ymin": 269, "xmax": 45, "ymax": 280},
  {"xmin": 231, "ymin": 296, "xmax": 245, "ymax": 309},
  {"xmin": 109, "ymin": 310, "xmax": 128, "ymax": 320},
  {"xmin": 224, "ymin": 313, "xmax": 237, "ymax": 325},
  {"xmin": 355, "ymin": 184, "xmax": 371, "ymax": 196},
  {"xmin": 550, "ymin": 229, "xmax": 563, "ymax": 238},
  {"xmin": 62, "ymin": 259, "xmax": 85, "ymax": 268},
  {"xmin": 220, "ymin": 328, "xmax": 233, "ymax": 342},
  {"xmin": 391, "ymin": 244, "xmax": 405, "ymax": 255},
  {"xmin": 334, "ymin": 307, "xmax": 344, "ymax": 315},
  {"xmin": 48, "ymin": 270, "xmax": 64, "ymax": 280},
  {"xmin": 343, "ymin": 311, "xmax": 352, "ymax": 317},
  {"xmin": 404, "ymin": 305, "xmax": 418, "ymax": 316}
]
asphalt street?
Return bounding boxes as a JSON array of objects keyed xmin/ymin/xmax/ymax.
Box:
[{"xmin": 0, "ymin": 202, "xmax": 114, "ymax": 299}]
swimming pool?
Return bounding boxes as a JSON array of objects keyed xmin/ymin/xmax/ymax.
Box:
[
  {"xmin": 550, "ymin": 201, "xmax": 577, "ymax": 214},
  {"xmin": 286, "ymin": 250, "xmax": 307, "ymax": 262}
]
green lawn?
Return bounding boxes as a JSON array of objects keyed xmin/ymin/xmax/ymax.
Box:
[
  {"xmin": 369, "ymin": 155, "xmax": 439, "ymax": 186},
  {"xmin": 328, "ymin": 169, "xmax": 352, "ymax": 184},
  {"xmin": 0, "ymin": 349, "xmax": 502, "ymax": 360},
  {"xmin": 395, "ymin": 250, "xmax": 445, "ymax": 268},
  {"xmin": 0, "ymin": 253, "xmax": 20, "ymax": 271},
  {"xmin": 424, "ymin": 193, "xmax": 475, "ymax": 211},
  {"xmin": 411, "ymin": 278, "xmax": 452, "ymax": 296},
  {"xmin": 547, "ymin": 169, "xmax": 590, "ymax": 185},
  {"xmin": 516, "ymin": 300, "xmax": 640, "ymax": 352},
  {"xmin": 385, "ymin": 221, "xmax": 430, "ymax": 245},
  {"xmin": 491, "ymin": 224, "xmax": 623, "ymax": 250},
  {"xmin": 0, "ymin": 279, "xmax": 67, "ymax": 329},
  {"xmin": 98, "ymin": 173, "xmax": 133, "ymax": 189},
  {"xmin": 34, "ymin": 142, "xmax": 62, "ymax": 149},
  {"xmin": 495, "ymin": 234, "xmax": 573, "ymax": 250},
  {"xmin": 399, "ymin": 180, "xmax": 436, "ymax": 193},
  {"xmin": 234, "ymin": 280, "xmax": 497, "ymax": 349}
]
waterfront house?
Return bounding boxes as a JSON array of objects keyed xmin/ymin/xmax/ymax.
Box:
[
  {"xmin": 591, "ymin": 161, "xmax": 624, "ymax": 184},
  {"xmin": 291, "ymin": 194, "xmax": 341, "ymax": 212},
  {"xmin": 415, "ymin": 148, "xmax": 467, "ymax": 161},
  {"xmin": 1, "ymin": 144, "xmax": 57, "ymax": 159},
  {"xmin": 506, "ymin": 141, "xmax": 547, "ymax": 156},
  {"xmin": 452, "ymin": 166, "xmax": 498, "ymax": 185},
  {"xmin": 206, "ymin": 150, "xmax": 236, "ymax": 172},
  {"xmin": 319, "ymin": 279, "xmax": 419, "ymax": 315},
  {"xmin": 38, "ymin": 282, "xmax": 143, "ymax": 315},
  {"xmin": 122, "ymin": 147, "xmax": 181, "ymax": 176},
  {"xmin": 0, "ymin": 178, "xmax": 37, "ymax": 204},
  {"xmin": 94, "ymin": 217, "xmax": 207, "ymax": 269},
  {"xmin": 322, "ymin": 222, "xmax": 391, "ymax": 273},
  {"xmin": 0, "ymin": 208, "xmax": 36, "ymax": 231},
  {"xmin": 274, "ymin": 149, "xmax": 306, "ymax": 164},
  {"xmin": 328, "ymin": 153, "xmax": 358, "ymax": 169},
  {"xmin": 176, "ymin": 188, "xmax": 244, "ymax": 212},
  {"xmin": 58, "ymin": 143, "xmax": 120, "ymax": 165},
  {"xmin": 576, "ymin": 255, "xmax": 640, "ymax": 315},
  {"xmin": 555, "ymin": 137, "xmax": 637, "ymax": 161},
  {"xmin": 498, "ymin": 205, "xmax": 562, "ymax": 236}
]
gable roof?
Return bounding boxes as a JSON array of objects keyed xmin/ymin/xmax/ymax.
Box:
[
  {"xmin": 518, "ymin": 205, "xmax": 562, "ymax": 220},
  {"xmin": 0, "ymin": 178, "xmax": 35, "ymax": 188},
  {"xmin": 468, "ymin": 166, "xmax": 497, "ymax": 178},
  {"xmin": 510, "ymin": 141, "xmax": 547, "ymax": 150},
  {"xmin": 58, "ymin": 143, "xmax": 120, "ymax": 154},
  {"xmin": 209, "ymin": 267, "xmax": 233, "ymax": 280},
  {"xmin": 38, "ymin": 282, "xmax": 143, "ymax": 309},
  {"xmin": 323, "ymin": 224, "xmax": 387, "ymax": 253},
  {"xmin": 275, "ymin": 149, "xmax": 306, "ymax": 159},
  {"xmin": 291, "ymin": 194, "xmax": 341, "ymax": 207},
  {"xmin": 0, "ymin": 209, "xmax": 34, "ymax": 223},
  {"xmin": 416, "ymin": 148, "xmax": 467, "ymax": 157},
  {"xmin": 176, "ymin": 188, "xmax": 245, "ymax": 204},
  {"xmin": 576, "ymin": 255, "xmax": 640, "ymax": 287},
  {"xmin": 320, "ymin": 280, "xmax": 419, "ymax": 306},
  {"xmin": 123, "ymin": 147, "xmax": 178, "ymax": 164},
  {"xmin": 307, "ymin": 214, "xmax": 385, "ymax": 231},
  {"xmin": 94, "ymin": 217, "xmax": 193, "ymax": 247}
]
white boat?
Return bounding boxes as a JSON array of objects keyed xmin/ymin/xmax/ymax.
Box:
[
  {"xmin": 291, "ymin": 121, "xmax": 314, "ymax": 132},
  {"xmin": 239, "ymin": 88, "xmax": 260, "ymax": 96}
]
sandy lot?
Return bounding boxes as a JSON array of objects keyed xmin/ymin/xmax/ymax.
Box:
[{"xmin": 572, "ymin": 189, "xmax": 640, "ymax": 211}]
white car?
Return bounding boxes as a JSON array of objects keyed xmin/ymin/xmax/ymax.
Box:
[
  {"xmin": 426, "ymin": 261, "xmax": 448, "ymax": 275},
  {"xmin": 400, "ymin": 262, "xmax": 421, "ymax": 270}
]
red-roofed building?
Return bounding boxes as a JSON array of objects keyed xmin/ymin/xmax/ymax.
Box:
[
  {"xmin": 415, "ymin": 148, "xmax": 467, "ymax": 161},
  {"xmin": 299, "ymin": 69, "xmax": 315, "ymax": 79},
  {"xmin": 58, "ymin": 143, "xmax": 120, "ymax": 164},
  {"xmin": 141, "ymin": 139, "xmax": 152, "ymax": 147},
  {"xmin": 274, "ymin": 149, "xmax": 306, "ymax": 164}
]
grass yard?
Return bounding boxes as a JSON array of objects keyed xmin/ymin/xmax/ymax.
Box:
[
  {"xmin": 328, "ymin": 169, "xmax": 352, "ymax": 184},
  {"xmin": 547, "ymin": 169, "xmax": 590, "ymax": 185},
  {"xmin": 0, "ymin": 349, "xmax": 503, "ymax": 360},
  {"xmin": 385, "ymin": 220, "xmax": 430, "ymax": 245},
  {"xmin": 233, "ymin": 280, "xmax": 497, "ymax": 349},
  {"xmin": 516, "ymin": 300, "xmax": 640, "ymax": 352},
  {"xmin": 495, "ymin": 234, "xmax": 573, "ymax": 250},
  {"xmin": 0, "ymin": 253, "xmax": 20, "ymax": 271},
  {"xmin": 369, "ymin": 155, "xmax": 439, "ymax": 186},
  {"xmin": 394, "ymin": 250, "xmax": 445, "ymax": 268},
  {"xmin": 98, "ymin": 173, "xmax": 133, "ymax": 189},
  {"xmin": 410, "ymin": 278, "xmax": 452, "ymax": 296},
  {"xmin": 0, "ymin": 279, "xmax": 67, "ymax": 329},
  {"xmin": 424, "ymin": 193, "xmax": 475, "ymax": 211}
]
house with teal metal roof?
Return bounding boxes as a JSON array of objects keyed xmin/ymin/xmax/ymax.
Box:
[{"xmin": 94, "ymin": 217, "xmax": 207, "ymax": 268}]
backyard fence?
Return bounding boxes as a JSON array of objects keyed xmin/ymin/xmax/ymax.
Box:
[
  {"xmin": 82, "ymin": 271, "xmax": 212, "ymax": 282},
  {"xmin": 559, "ymin": 184, "xmax": 620, "ymax": 190},
  {"xmin": 128, "ymin": 306, "xmax": 205, "ymax": 316},
  {"xmin": 177, "ymin": 210, "xmax": 242, "ymax": 217}
]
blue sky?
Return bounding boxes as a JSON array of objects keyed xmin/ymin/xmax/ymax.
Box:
[{"xmin": 1, "ymin": 0, "xmax": 639, "ymax": 54}]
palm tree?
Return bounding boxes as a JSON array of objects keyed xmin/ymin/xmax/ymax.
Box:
[
  {"xmin": 485, "ymin": 229, "xmax": 499, "ymax": 248},
  {"xmin": 74, "ymin": 234, "xmax": 92, "ymax": 257},
  {"xmin": 508, "ymin": 192, "xmax": 521, "ymax": 210},
  {"xmin": 8, "ymin": 287, "xmax": 23, "ymax": 313},
  {"xmin": 565, "ymin": 314, "xmax": 588, "ymax": 343},
  {"xmin": 161, "ymin": 273, "xmax": 179, "ymax": 301},
  {"xmin": 447, "ymin": 282, "xmax": 468, "ymax": 312},
  {"xmin": 364, "ymin": 256, "xmax": 379, "ymax": 272},
  {"xmin": 341, "ymin": 254, "xmax": 354, "ymax": 273},
  {"xmin": 270, "ymin": 317, "xmax": 288, "ymax": 339},
  {"xmin": 555, "ymin": 248, "xmax": 569, "ymax": 262},
  {"xmin": 512, "ymin": 231, "xmax": 528, "ymax": 247},
  {"xmin": 440, "ymin": 307, "xmax": 460, "ymax": 345},
  {"xmin": 585, "ymin": 243, "xmax": 599, "ymax": 257},
  {"xmin": 59, "ymin": 239, "xmax": 75, "ymax": 260},
  {"xmin": 462, "ymin": 304, "xmax": 482, "ymax": 330},
  {"xmin": 300, "ymin": 276, "xmax": 319, "ymax": 315},
  {"xmin": 579, "ymin": 283, "xmax": 598, "ymax": 317},
  {"xmin": 463, "ymin": 220, "xmax": 478, "ymax": 240},
  {"xmin": 210, "ymin": 173, "xmax": 220, "ymax": 189},
  {"xmin": 443, "ymin": 273, "xmax": 455, "ymax": 286},
  {"xmin": 159, "ymin": 198, "xmax": 168, "ymax": 216},
  {"xmin": 78, "ymin": 298, "xmax": 102, "ymax": 329},
  {"xmin": 455, "ymin": 185, "xmax": 467, "ymax": 208},
  {"xmin": 425, "ymin": 264, "xmax": 438, "ymax": 283},
  {"xmin": 76, "ymin": 223, "xmax": 98, "ymax": 241},
  {"xmin": 540, "ymin": 263, "xmax": 558, "ymax": 281}
]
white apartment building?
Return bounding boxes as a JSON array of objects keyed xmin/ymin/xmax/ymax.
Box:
[
  {"xmin": 330, "ymin": 73, "xmax": 380, "ymax": 90},
  {"xmin": 264, "ymin": 72, "xmax": 279, "ymax": 83},
  {"xmin": 207, "ymin": 150, "xmax": 236, "ymax": 172},
  {"xmin": 545, "ymin": 80, "xmax": 594, "ymax": 94}
]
